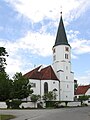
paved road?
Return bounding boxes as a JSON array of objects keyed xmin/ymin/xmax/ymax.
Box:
[{"xmin": 0, "ymin": 106, "xmax": 90, "ymax": 120}]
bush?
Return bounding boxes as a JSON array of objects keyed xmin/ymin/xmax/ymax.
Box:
[
  {"xmin": 11, "ymin": 100, "xmax": 22, "ymax": 109},
  {"xmin": 6, "ymin": 99, "xmax": 22, "ymax": 109},
  {"xmin": 54, "ymin": 102, "xmax": 65, "ymax": 108},
  {"xmin": 37, "ymin": 102, "xmax": 43, "ymax": 108},
  {"xmin": 6, "ymin": 100, "xmax": 10, "ymax": 108},
  {"xmin": 46, "ymin": 101, "xmax": 57, "ymax": 108},
  {"xmin": 82, "ymin": 103, "xmax": 88, "ymax": 107}
]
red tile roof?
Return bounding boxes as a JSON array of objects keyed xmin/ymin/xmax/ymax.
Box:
[
  {"xmin": 23, "ymin": 66, "xmax": 41, "ymax": 79},
  {"xmin": 75, "ymin": 85, "xmax": 90, "ymax": 95},
  {"xmin": 40, "ymin": 65, "xmax": 58, "ymax": 80},
  {"xmin": 23, "ymin": 65, "xmax": 59, "ymax": 81}
]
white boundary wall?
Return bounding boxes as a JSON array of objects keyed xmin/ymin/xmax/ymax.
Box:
[
  {"xmin": 20, "ymin": 102, "xmax": 37, "ymax": 108},
  {"xmin": 0, "ymin": 102, "xmax": 7, "ymax": 108}
]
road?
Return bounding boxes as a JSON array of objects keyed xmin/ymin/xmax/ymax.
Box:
[{"xmin": 0, "ymin": 106, "xmax": 90, "ymax": 120}]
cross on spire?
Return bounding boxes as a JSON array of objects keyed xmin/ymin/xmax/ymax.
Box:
[{"xmin": 60, "ymin": 6, "xmax": 62, "ymax": 16}]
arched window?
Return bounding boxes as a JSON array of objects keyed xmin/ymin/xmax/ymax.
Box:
[
  {"xmin": 53, "ymin": 88, "xmax": 57, "ymax": 100},
  {"xmin": 44, "ymin": 82, "xmax": 48, "ymax": 94},
  {"xmin": 53, "ymin": 88, "xmax": 57, "ymax": 92}
]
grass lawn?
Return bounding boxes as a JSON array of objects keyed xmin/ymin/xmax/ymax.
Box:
[{"xmin": 0, "ymin": 114, "xmax": 16, "ymax": 120}]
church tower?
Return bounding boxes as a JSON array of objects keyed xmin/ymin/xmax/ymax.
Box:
[{"xmin": 52, "ymin": 13, "xmax": 74, "ymax": 101}]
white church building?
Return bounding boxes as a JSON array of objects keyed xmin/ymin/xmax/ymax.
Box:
[{"xmin": 24, "ymin": 14, "xmax": 74, "ymax": 102}]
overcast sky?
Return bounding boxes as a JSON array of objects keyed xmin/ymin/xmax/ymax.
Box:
[{"xmin": 0, "ymin": 0, "xmax": 90, "ymax": 85}]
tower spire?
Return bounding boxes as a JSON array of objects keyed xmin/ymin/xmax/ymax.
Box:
[{"xmin": 54, "ymin": 13, "xmax": 70, "ymax": 47}]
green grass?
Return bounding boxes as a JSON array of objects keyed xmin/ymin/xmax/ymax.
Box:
[{"xmin": 0, "ymin": 114, "xmax": 16, "ymax": 120}]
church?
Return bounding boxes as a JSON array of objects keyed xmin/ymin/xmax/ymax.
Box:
[{"xmin": 24, "ymin": 13, "xmax": 74, "ymax": 102}]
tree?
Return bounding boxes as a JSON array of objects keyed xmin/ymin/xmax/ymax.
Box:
[
  {"xmin": 0, "ymin": 72, "xmax": 12, "ymax": 101},
  {"xmin": 42, "ymin": 91, "xmax": 56, "ymax": 101},
  {"xmin": 31, "ymin": 94, "xmax": 40, "ymax": 108},
  {"xmin": 0, "ymin": 47, "xmax": 12, "ymax": 101},
  {"xmin": 12, "ymin": 72, "xmax": 33, "ymax": 100},
  {"xmin": 0, "ymin": 47, "xmax": 8, "ymax": 72},
  {"xmin": 42, "ymin": 91, "xmax": 57, "ymax": 108}
]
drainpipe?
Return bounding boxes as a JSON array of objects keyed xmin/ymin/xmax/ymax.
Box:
[{"xmin": 59, "ymin": 81, "xmax": 60, "ymax": 101}]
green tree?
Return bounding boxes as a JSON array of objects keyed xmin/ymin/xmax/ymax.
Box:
[
  {"xmin": 42, "ymin": 91, "xmax": 57, "ymax": 108},
  {"xmin": 0, "ymin": 47, "xmax": 12, "ymax": 101},
  {"xmin": 31, "ymin": 94, "xmax": 40, "ymax": 108},
  {"xmin": 0, "ymin": 72, "xmax": 12, "ymax": 101},
  {"xmin": 0, "ymin": 47, "xmax": 8, "ymax": 72},
  {"xmin": 12, "ymin": 72, "xmax": 33, "ymax": 100},
  {"xmin": 42, "ymin": 91, "xmax": 56, "ymax": 101}
]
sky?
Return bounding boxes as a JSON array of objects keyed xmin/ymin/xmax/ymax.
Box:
[{"xmin": 0, "ymin": 0, "xmax": 90, "ymax": 85}]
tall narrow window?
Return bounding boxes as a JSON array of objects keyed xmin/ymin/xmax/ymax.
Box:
[
  {"xmin": 65, "ymin": 54, "xmax": 68, "ymax": 59},
  {"xmin": 66, "ymin": 66, "xmax": 68, "ymax": 70},
  {"xmin": 44, "ymin": 82, "xmax": 48, "ymax": 94},
  {"xmin": 30, "ymin": 83, "xmax": 36, "ymax": 87},
  {"xmin": 66, "ymin": 76, "xmax": 68, "ymax": 79},
  {"xmin": 67, "ymin": 84, "xmax": 69, "ymax": 88}
]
